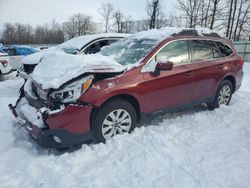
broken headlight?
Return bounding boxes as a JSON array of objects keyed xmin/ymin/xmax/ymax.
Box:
[{"xmin": 50, "ymin": 75, "xmax": 94, "ymax": 103}]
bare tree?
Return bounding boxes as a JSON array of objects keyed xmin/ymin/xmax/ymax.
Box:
[
  {"xmin": 2, "ymin": 23, "xmax": 33, "ymax": 44},
  {"xmin": 204, "ymin": 0, "xmax": 212, "ymax": 27},
  {"xmin": 99, "ymin": 3, "xmax": 114, "ymax": 32},
  {"xmin": 1, "ymin": 21, "xmax": 64, "ymax": 45},
  {"xmin": 237, "ymin": 2, "xmax": 250, "ymax": 40},
  {"xmin": 121, "ymin": 16, "xmax": 133, "ymax": 33},
  {"xmin": 147, "ymin": 0, "xmax": 166, "ymax": 29},
  {"xmin": 226, "ymin": 0, "xmax": 234, "ymax": 37},
  {"xmin": 229, "ymin": 0, "xmax": 239, "ymax": 39},
  {"xmin": 176, "ymin": 0, "xmax": 203, "ymax": 28},
  {"xmin": 113, "ymin": 10, "xmax": 124, "ymax": 33},
  {"xmin": 210, "ymin": 0, "xmax": 221, "ymax": 29},
  {"xmin": 64, "ymin": 13, "xmax": 95, "ymax": 39},
  {"xmin": 147, "ymin": 0, "xmax": 159, "ymax": 29},
  {"xmin": 233, "ymin": 0, "xmax": 244, "ymax": 40}
]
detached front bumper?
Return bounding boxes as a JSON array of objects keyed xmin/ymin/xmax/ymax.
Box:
[{"xmin": 9, "ymin": 98, "xmax": 93, "ymax": 149}]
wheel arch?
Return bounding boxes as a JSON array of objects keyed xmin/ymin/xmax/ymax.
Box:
[
  {"xmin": 90, "ymin": 94, "xmax": 141, "ymax": 132},
  {"xmin": 223, "ymin": 75, "xmax": 236, "ymax": 93}
]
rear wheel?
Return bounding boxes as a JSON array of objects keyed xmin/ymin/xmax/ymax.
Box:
[
  {"xmin": 207, "ymin": 80, "xmax": 233, "ymax": 110},
  {"xmin": 92, "ymin": 99, "xmax": 137, "ymax": 143}
]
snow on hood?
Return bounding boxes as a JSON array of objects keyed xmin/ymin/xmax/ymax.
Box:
[{"xmin": 31, "ymin": 53, "xmax": 125, "ymax": 89}]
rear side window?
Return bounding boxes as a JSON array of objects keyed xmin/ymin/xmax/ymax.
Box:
[
  {"xmin": 215, "ymin": 41, "xmax": 233, "ymax": 57},
  {"xmin": 17, "ymin": 48, "xmax": 34, "ymax": 55},
  {"xmin": 84, "ymin": 40, "xmax": 108, "ymax": 54},
  {"xmin": 3, "ymin": 48, "xmax": 17, "ymax": 56},
  {"xmin": 192, "ymin": 40, "xmax": 222, "ymax": 61},
  {"xmin": 156, "ymin": 40, "xmax": 189, "ymax": 65}
]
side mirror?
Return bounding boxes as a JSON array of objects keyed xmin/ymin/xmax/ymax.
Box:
[
  {"xmin": 153, "ymin": 61, "xmax": 173, "ymax": 76},
  {"xmin": 156, "ymin": 61, "xmax": 173, "ymax": 71}
]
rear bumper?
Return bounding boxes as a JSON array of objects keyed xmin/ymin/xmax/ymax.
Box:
[
  {"xmin": 9, "ymin": 98, "xmax": 93, "ymax": 149},
  {"xmin": 235, "ymin": 69, "xmax": 244, "ymax": 92}
]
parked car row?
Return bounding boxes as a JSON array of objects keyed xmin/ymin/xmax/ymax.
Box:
[{"xmin": 8, "ymin": 27, "xmax": 244, "ymax": 150}]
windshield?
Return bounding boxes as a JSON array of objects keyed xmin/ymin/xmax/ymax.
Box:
[{"xmin": 100, "ymin": 38, "xmax": 157, "ymax": 65}]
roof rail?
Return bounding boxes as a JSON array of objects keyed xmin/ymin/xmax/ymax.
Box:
[{"xmin": 172, "ymin": 29, "xmax": 221, "ymax": 38}]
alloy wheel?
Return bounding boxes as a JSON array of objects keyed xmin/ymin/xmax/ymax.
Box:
[
  {"xmin": 218, "ymin": 85, "xmax": 231, "ymax": 105},
  {"xmin": 101, "ymin": 109, "xmax": 132, "ymax": 140}
]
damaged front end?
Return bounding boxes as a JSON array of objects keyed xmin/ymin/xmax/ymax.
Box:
[
  {"xmin": 9, "ymin": 70, "xmax": 123, "ymax": 149},
  {"xmin": 9, "ymin": 77, "xmax": 95, "ymax": 149}
]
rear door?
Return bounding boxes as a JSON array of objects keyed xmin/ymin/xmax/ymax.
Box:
[
  {"xmin": 141, "ymin": 40, "xmax": 195, "ymax": 113},
  {"xmin": 190, "ymin": 40, "xmax": 232, "ymax": 101},
  {"xmin": 3, "ymin": 48, "xmax": 22, "ymax": 69}
]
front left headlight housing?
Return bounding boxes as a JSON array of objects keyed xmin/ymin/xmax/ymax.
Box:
[{"xmin": 50, "ymin": 75, "xmax": 94, "ymax": 103}]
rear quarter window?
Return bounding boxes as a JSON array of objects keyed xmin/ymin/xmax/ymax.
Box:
[
  {"xmin": 192, "ymin": 40, "xmax": 223, "ymax": 61},
  {"xmin": 215, "ymin": 41, "xmax": 233, "ymax": 57}
]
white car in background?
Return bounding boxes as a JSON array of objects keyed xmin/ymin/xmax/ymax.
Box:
[
  {"xmin": 0, "ymin": 45, "xmax": 39, "ymax": 70},
  {"xmin": 20, "ymin": 33, "xmax": 130, "ymax": 77},
  {"xmin": 0, "ymin": 50, "xmax": 12, "ymax": 77}
]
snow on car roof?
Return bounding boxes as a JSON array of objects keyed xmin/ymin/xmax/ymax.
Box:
[
  {"xmin": 58, "ymin": 33, "xmax": 130, "ymax": 49},
  {"xmin": 129, "ymin": 27, "xmax": 222, "ymax": 42}
]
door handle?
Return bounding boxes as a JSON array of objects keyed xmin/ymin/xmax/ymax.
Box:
[
  {"xmin": 217, "ymin": 64, "xmax": 224, "ymax": 68},
  {"xmin": 186, "ymin": 71, "xmax": 193, "ymax": 77}
]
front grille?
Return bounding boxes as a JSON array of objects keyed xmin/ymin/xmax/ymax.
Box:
[
  {"xmin": 25, "ymin": 92, "xmax": 48, "ymax": 109},
  {"xmin": 31, "ymin": 81, "xmax": 49, "ymax": 104},
  {"xmin": 23, "ymin": 64, "xmax": 37, "ymax": 74}
]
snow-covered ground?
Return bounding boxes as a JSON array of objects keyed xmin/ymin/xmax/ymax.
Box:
[{"xmin": 0, "ymin": 65, "xmax": 250, "ymax": 188}]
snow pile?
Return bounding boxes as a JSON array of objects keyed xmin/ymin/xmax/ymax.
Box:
[
  {"xmin": 32, "ymin": 53, "xmax": 125, "ymax": 89},
  {"xmin": 0, "ymin": 64, "xmax": 249, "ymax": 187}
]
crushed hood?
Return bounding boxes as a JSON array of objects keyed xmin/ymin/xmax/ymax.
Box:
[{"xmin": 31, "ymin": 52, "xmax": 125, "ymax": 89}]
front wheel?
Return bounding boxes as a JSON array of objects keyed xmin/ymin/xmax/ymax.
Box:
[
  {"xmin": 207, "ymin": 80, "xmax": 233, "ymax": 110},
  {"xmin": 92, "ymin": 99, "xmax": 137, "ymax": 143}
]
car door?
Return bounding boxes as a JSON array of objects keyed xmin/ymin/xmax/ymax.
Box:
[
  {"xmin": 141, "ymin": 40, "xmax": 195, "ymax": 113},
  {"xmin": 190, "ymin": 40, "xmax": 230, "ymax": 101},
  {"xmin": 3, "ymin": 48, "xmax": 22, "ymax": 69}
]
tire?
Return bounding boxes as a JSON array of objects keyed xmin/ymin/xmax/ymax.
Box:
[
  {"xmin": 207, "ymin": 80, "xmax": 233, "ymax": 110},
  {"xmin": 92, "ymin": 99, "xmax": 137, "ymax": 143}
]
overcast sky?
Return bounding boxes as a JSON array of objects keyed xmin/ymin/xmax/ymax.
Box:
[{"xmin": 0, "ymin": 0, "xmax": 174, "ymax": 27}]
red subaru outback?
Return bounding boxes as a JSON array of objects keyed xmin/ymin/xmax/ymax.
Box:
[{"xmin": 9, "ymin": 28, "xmax": 244, "ymax": 149}]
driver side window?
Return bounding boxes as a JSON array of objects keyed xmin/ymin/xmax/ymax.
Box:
[
  {"xmin": 84, "ymin": 40, "xmax": 108, "ymax": 54},
  {"xmin": 156, "ymin": 40, "xmax": 189, "ymax": 65}
]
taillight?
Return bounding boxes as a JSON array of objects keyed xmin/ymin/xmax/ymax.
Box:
[
  {"xmin": 0, "ymin": 60, "xmax": 8, "ymax": 68},
  {"xmin": 239, "ymin": 58, "xmax": 244, "ymax": 66}
]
